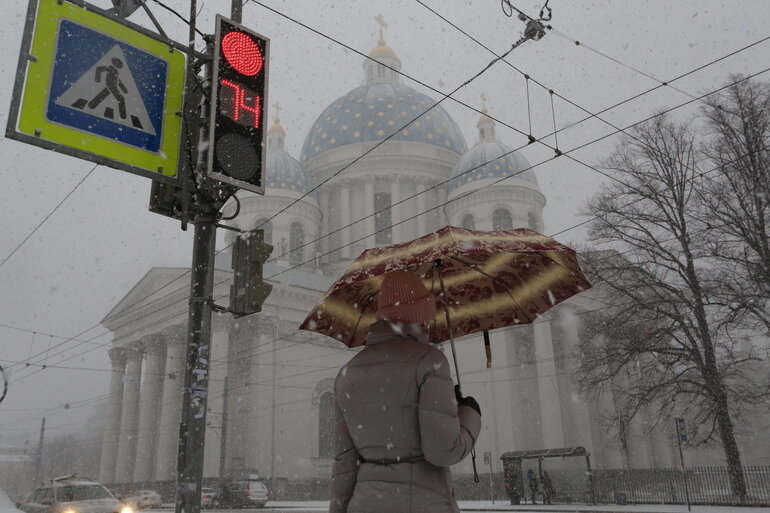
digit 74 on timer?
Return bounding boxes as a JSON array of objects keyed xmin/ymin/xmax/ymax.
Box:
[{"xmin": 207, "ymin": 15, "xmax": 270, "ymax": 194}]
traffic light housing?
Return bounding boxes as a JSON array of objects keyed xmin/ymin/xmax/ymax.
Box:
[
  {"xmin": 207, "ymin": 15, "xmax": 270, "ymax": 194},
  {"xmin": 230, "ymin": 229, "xmax": 273, "ymax": 317}
]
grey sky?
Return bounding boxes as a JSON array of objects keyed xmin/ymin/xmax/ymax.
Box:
[{"xmin": 0, "ymin": 0, "xmax": 768, "ymax": 444}]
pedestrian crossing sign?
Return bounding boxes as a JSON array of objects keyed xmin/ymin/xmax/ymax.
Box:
[{"xmin": 6, "ymin": 0, "xmax": 187, "ymax": 183}]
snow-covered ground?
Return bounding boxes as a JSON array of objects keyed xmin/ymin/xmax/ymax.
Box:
[{"xmin": 155, "ymin": 502, "xmax": 770, "ymax": 513}]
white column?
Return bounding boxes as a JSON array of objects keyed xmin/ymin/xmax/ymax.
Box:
[
  {"xmin": 340, "ymin": 181, "xmax": 351, "ymax": 258},
  {"xmin": 534, "ymin": 318, "xmax": 566, "ymax": 448},
  {"xmin": 390, "ymin": 178, "xmax": 401, "ymax": 243},
  {"xmin": 224, "ymin": 320, "xmax": 253, "ymax": 475},
  {"xmin": 365, "ymin": 179, "xmax": 375, "ymax": 246},
  {"xmin": 416, "ymin": 179, "xmax": 427, "ymax": 236},
  {"xmin": 133, "ymin": 335, "xmax": 167, "ymax": 482},
  {"xmin": 155, "ymin": 327, "xmax": 186, "ymax": 481},
  {"xmin": 114, "ymin": 343, "xmax": 144, "ymax": 483},
  {"xmin": 559, "ymin": 308, "xmax": 594, "ymax": 449},
  {"xmin": 99, "ymin": 348, "xmax": 126, "ymax": 484},
  {"xmin": 203, "ymin": 320, "xmax": 230, "ymax": 478}
]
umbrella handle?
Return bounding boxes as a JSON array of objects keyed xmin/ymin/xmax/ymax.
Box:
[
  {"xmin": 435, "ymin": 260, "xmax": 462, "ymax": 390},
  {"xmin": 483, "ymin": 330, "xmax": 492, "ymax": 368}
]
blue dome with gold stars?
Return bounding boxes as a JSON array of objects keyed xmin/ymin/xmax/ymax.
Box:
[
  {"xmin": 301, "ymin": 82, "xmax": 468, "ymax": 162},
  {"xmin": 450, "ymin": 113, "xmax": 539, "ymax": 192}
]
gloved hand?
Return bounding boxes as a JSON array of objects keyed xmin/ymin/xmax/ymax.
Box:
[{"xmin": 454, "ymin": 384, "xmax": 481, "ymax": 416}]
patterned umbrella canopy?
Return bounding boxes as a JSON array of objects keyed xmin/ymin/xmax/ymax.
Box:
[{"xmin": 299, "ymin": 226, "xmax": 591, "ymax": 348}]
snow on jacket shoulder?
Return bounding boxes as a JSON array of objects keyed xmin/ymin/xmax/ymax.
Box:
[{"xmin": 330, "ymin": 320, "xmax": 481, "ymax": 513}]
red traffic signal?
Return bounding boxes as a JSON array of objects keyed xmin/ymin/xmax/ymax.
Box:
[{"xmin": 207, "ymin": 15, "xmax": 270, "ymax": 194}]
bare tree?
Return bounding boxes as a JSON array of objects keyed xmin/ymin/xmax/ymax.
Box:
[
  {"xmin": 700, "ymin": 78, "xmax": 770, "ymax": 331},
  {"xmin": 580, "ymin": 115, "xmax": 768, "ymax": 500}
]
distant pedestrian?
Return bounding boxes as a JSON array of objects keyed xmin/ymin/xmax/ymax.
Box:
[
  {"xmin": 527, "ymin": 469, "xmax": 539, "ymax": 504},
  {"xmin": 504, "ymin": 471, "xmax": 520, "ymax": 505},
  {"xmin": 330, "ymin": 269, "xmax": 482, "ymax": 513},
  {"xmin": 541, "ymin": 470, "xmax": 555, "ymax": 505}
]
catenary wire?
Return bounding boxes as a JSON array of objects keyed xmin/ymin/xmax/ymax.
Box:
[{"xmin": 0, "ymin": 164, "xmax": 98, "ymax": 268}]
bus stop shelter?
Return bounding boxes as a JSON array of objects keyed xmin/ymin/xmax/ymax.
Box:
[{"xmin": 500, "ymin": 446, "xmax": 595, "ymax": 504}]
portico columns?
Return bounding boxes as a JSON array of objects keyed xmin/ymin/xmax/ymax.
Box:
[
  {"xmin": 114, "ymin": 343, "xmax": 144, "ymax": 483},
  {"xmin": 340, "ymin": 182, "xmax": 351, "ymax": 258},
  {"xmin": 416, "ymin": 179, "xmax": 427, "ymax": 236},
  {"xmin": 364, "ymin": 179, "xmax": 375, "ymax": 246},
  {"xmin": 390, "ymin": 178, "xmax": 401, "ymax": 243},
  {"xmin": 155, "ymin": 326, "xmax": 186, "ymax": 481},
  {"xmin": 99, "ymin": 348, "xmax": 126, "ymax": 484},
  {"xmin": 133, "ymin": 335, "xmax": 167, "ymax": 482}
]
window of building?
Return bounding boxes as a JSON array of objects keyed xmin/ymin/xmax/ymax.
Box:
[
  {"xmin": 528, "ymin": 212, "xmax": 538, "ymax": 231},
  {"xmin": 492, "ymin": 208, "xmax": 513, "ymax": 231},
  {"xmin": 318, "ymin": 391, "xmax": 335, "ymax": 458},
  {"xmin": 255, "ymin": 218, "xmax": 273, "ymax": 245},
  {"xmin": 374, "ymin": 192, "xmax": 392, "ymax": 244},
  {"xmin": 460, "ymin": 213, "xmax": 476, "ymax": 230},
  {"xmin": 289, "ymin": 222, "xmax": 305, "ymax": 266}
]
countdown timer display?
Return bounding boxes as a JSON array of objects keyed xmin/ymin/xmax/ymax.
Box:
[{"xmin": 207, "ymin": 15, "xmax": 270, "ymax": 194}]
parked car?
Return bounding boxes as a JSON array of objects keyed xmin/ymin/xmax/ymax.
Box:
[
  {"xmin": 122, "ymin": 491, "xmax": 161, "ymax": 510},
  {"xmin": 212, "ymin": 476, "xmax": 268, "ymax": 509},
  {"xmin": 200, "ymin": 488, "xmax": 216, "ymax": 509},
  {"xmin": 19, "ymin": 475, "xmax": 130, "ymax": 513}
]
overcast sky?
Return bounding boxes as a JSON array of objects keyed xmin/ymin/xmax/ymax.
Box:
[{"xmin": 1, "ymin": 0, "xmax": 768, "ymax": 445}]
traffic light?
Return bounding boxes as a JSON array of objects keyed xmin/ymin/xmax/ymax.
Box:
[
  {"xmin": 230, "ymin": 229, "xmax": 273, "ymax": 317},
  {"xmin": 207, "ymin": 15, "xmax": 270, "ymax": 194}
]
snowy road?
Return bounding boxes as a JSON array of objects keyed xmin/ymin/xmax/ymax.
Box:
[{"xmin": 148, "ymin": 503, "xmax": 770, "ymax": 513}]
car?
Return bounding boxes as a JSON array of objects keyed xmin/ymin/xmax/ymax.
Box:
[
  {"xmin": 19, "ymin": 476, "xmax": 130, "ymax": 513},
  {"xmin": 122, "ymin": 491, "xmax": 160, "ymax": 510},
  {"xmin": 200, "ymin": 489, "xmax": 216, "ymax": 509},
  {"xmin": 242, "ymin": 480, "xmax": 267, "ymax": 509}
]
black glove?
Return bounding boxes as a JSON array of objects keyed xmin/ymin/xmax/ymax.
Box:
[{"xmin": 454, "ymin": 384, "xmax": 481, "ymax": 416}]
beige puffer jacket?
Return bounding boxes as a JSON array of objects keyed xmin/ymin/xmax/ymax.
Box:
[{"xmin": 330, "ymin": 320, "xmax": 482, "ymax": 513}]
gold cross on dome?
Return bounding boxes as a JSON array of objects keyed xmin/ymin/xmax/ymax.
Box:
[
  {"xmin": 273, "ymin": 102, "xmax": 281, "ymax": 123},
  {"xmin": 375, "ymin": 14, "xmax": 388, "ymax": 40},
  {"xmin": 480, "ymin": 93, "xmax": 488, "ymax": 113}
]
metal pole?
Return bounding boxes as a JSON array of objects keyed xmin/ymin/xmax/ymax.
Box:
[
  {"xmin": 230, "ymin": 0, "xmax": 242, "ymax": 22},
  {"xmin": 488, "ymin": 454, "xmax": 495, "ymax": 504},
  {"xmin": 176, "ymin": 216, "xmax": 217, "ymax": 513},
  {"xmin": 676, "ymin": 423, "xmax": 692, "ymax": 511},
  {"xmin": 219, "ymin": 377, "xmax": 228, "ymax": 478},
  {"xmin": 34, "ymin": 417, "xmax": 45, "ymax": 484}
]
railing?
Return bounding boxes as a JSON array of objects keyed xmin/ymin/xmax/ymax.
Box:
[{"xmin": 592, "ymin": 466, "xmax": 770, "ymax": 506}]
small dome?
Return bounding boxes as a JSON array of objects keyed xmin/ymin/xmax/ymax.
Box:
[
  {"xmin": 301, "ymin": 82, "xmax": 468, "ymax": 162},
  {"xmin": 369, "ymin": 38, "xmax": 397, "ymax": 58},
  {"xmin": 450, "ymin": 111, "xmax": 538, "ymax": 192},
  {"xmin": 450, "ymin": 141, "xmax": 538, "ymax": 191},
  {"xmin": 264, "ymin": 117, "xmax": 315, "ymax": 196}
]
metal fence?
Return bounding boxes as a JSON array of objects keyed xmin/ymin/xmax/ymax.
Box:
[{"xmin": 592, "ymin": 466, "xmax": 770, "ymax": 506}]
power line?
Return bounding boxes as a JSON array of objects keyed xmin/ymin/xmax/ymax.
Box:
[{"xmin": 0, "ymin": 164, "xmax": 97, "ymax": 268}]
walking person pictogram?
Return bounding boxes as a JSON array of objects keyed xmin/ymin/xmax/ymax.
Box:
[{"xmin": 87, "ymin": 57, "xmax": 128, "ymax": 120}]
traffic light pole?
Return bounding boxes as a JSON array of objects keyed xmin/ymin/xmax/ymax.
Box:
[{"xmin": 175, "ymin": 2, "xmax": 218, "ymax": 513}]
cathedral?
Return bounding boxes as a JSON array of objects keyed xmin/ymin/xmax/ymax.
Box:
[{"xmin": 99, "ymin": 32, "xmax": 690, "ymax": 493}]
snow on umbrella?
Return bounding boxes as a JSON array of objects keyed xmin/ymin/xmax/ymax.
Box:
[{"xmin": 299, "ymin": 226, "xmax": 592, "ymax": 379}]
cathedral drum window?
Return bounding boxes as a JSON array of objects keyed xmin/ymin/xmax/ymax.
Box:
[{"xmin": 492, "ymin": 208, "xmax": 513, "ymax": 231}]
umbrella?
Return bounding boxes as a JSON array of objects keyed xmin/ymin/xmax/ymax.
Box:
[{"xmin": 299, "ymin": 225, "xmax": 592, "ymax": 382}]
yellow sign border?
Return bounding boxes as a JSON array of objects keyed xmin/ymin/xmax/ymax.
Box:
[{"xmin": 16, "ymin": 0, "xmax": 186, "ymax": 179}]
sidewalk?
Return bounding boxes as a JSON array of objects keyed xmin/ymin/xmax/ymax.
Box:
[{"xmin": 456, "ymin": 501, "xmax": 770, "ymax": 513}]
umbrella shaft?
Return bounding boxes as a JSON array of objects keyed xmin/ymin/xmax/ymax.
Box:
[{"xmin": 436, "ymin": 261, "xmax": 462, "ymax": 390}]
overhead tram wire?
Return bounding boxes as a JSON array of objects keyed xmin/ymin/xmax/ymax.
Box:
[
  {"xmin": 0, "ymin": 164, "xmax": 98, "ymax": 269},
  {"xmin": 246, "ymin": 0, "xmax": 770, "ymax": 248},
  {"xmin": 7, "ymin": 69, "xmax": 765, "ymax": 386},
  {"xmin": 415, "ymin": 0, "xmax": 763, "ymax": 161},
  {"xmin": 246, "ymin": 0, "xmax": 534, "ymax": 234},
  {"xmin": 10, "ymin": 5, "xmax": 767, "ymax": 378}
]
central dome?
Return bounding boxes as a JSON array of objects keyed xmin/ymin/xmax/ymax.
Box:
[{"xmin": 300, "ymin": 83, "xmax": 468, "ymax": 162}]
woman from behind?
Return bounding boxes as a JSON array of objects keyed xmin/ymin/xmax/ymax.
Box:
[{"xmin": 330, "ymin": 269, "xmax": 482, "ymax": 513}]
